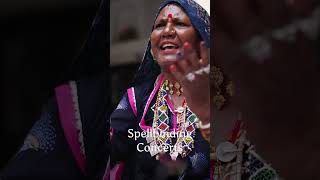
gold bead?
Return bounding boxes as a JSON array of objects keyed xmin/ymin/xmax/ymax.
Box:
[
  {"xmin": 174, "ymin": 82, "xmax": 181, "ymax": 89},
  {"xmin": 176, "ymin": 91, "xmax": 181, "ymax": 96},
  {"xmin": 164, "ymin": 80, "xmax": 169, "ymax": 85},
  {"xmin": 212, "ymin": 66, "xmax": 224, "ymax": 87},
  {"xmin": 213, "ymin": 94, "xmax": 226, "ymax": 110},
  {"xmin": 226, "ymin": 81, "xmax": 235, "ymax": 97}
]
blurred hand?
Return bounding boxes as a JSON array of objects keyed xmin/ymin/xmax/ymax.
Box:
[
  {"xmin": 214, "ymin": 0, "xmax": 320, "ymax": 179},
  {"xmin": 171, "ymin": 41, "xmax": 210, "ymax": 123}
]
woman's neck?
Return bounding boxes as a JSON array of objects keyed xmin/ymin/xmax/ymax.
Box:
[{"xmin": 162, "ymin": 72, "xmax": 186, "ymax": 109}]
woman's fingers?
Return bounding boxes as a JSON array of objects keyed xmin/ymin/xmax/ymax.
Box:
[
  {"xmin": 188, "ymin": 43, "xmax": 201, "ymax": 69},
  {"xmin": 199, "ymin": 41, "xmax": 209, "ymax": 65},
  {"xmin": 175, "ymin": 42, "xmax": 200, "ymax": 75},
  {"xmin": 175, "ymin": 54, "xmax": 190, "ymax": 75},
  {"xmin": 169, "ymin": 41, "xmax": 210, "ymax": 97}
]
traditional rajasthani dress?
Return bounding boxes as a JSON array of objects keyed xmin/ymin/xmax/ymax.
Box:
[
  {"xmin": 109, "ymin": 0, "xmax": 211, "ymax": 179},
  {"xmin": 1, "ymin": 0, "xmax": 280, "ymax": 179},
  {"xmin": 110, "ymin": 75, "xmax": 210, "ymax": 179}
]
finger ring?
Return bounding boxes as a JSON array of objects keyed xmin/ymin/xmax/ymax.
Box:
[{"xmin": 186, "ymin": 72, "xmax": 195, "ymax": 82}]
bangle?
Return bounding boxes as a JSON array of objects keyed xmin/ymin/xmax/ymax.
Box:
[{"xmin": 199, "ymin": 121, "xmax": 210, "ymax": 129}]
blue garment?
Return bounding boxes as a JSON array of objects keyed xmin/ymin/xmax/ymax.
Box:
[
  {"xmin": 0, "ymin": 0, "xmax": 110, "ymax": 179},
  {"xmin": 0, "ymin": 73, "xmax": 110, "ymax": 180}
]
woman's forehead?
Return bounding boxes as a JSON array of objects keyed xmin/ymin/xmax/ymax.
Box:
[{"xmin": 158, "ymin": 4, "xmax": 186, "ymax": 18}]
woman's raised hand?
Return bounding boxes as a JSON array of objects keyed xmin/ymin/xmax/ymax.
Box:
[{"xmin": 170, "ymin": 41, "xmax": 210, "ymax": 123}]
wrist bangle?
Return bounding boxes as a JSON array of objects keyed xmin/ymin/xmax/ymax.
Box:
[{"xmin": 199, "ymin": 121, "xmax": 210, "ymax": 129}]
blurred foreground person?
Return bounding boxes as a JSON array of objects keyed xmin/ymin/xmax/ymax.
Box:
[
  {"xmin": 213, "ymin": 0, "xmax": 320, "ymax": 179},
  {"xmin": 1, "ymin": 0, "xmax": 110, "ymax": 179}
]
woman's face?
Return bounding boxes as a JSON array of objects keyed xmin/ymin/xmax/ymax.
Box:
[{"xmin": 150, "ymin": 4, "xmax": 201, "ymax": 69}]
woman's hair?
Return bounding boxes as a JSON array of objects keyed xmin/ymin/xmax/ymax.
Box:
[{"xmin": 132, "ymin": 0, "xmax": 210, "ymax": 87}]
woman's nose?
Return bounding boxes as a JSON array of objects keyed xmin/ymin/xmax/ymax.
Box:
[{"xmin": 161, "ymin": 23, "xmax": 176, "ymax": 39}]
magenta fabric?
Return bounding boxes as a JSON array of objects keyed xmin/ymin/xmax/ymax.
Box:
[
  {"xmin": 139, "ymin": 74, "xmax": 164, "ymax": 131},
  {"xmin": 55, "ymin": 84, "xmax": 87, "ymax": 175},
  {"xmin": 109, "ymin": 162, "xmax": 125, "ymax": 180},
  {"xmin": 127, "ymin": 87, "xmax": 137, "ymax": 117}
]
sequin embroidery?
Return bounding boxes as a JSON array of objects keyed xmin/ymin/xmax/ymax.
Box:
[{"xmin": 20, "ymin": 111, "xmax": 56, "ymax": 153}]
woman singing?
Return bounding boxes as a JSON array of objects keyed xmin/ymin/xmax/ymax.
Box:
[{"xmin": 109, "ymin": 0, "xmax": 211, "ymax": 179}]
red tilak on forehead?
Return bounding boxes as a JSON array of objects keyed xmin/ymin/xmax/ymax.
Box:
[{"xmin": 167, "ymin": 13, "xmax": 173, "ymax": 23}]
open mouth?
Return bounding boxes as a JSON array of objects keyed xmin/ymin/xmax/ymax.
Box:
[
  {"xmin": 160, "ymin": 43, "xmax": 179, "ymax": 51},
  {"xmin": 157, "ymin": 43, "xmax": 183, "ymax": 63}
]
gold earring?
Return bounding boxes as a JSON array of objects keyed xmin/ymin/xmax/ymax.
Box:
[
  {"xmin": 150, "ymin": 50, "xmax": 156, "ymax": 61},
  {"xmin": 212, "ymin": 66, "xmax": 225, "ymax": 110},
  {"xmin": 226, "ymin": 81, "xmax": 235, "ymax": 97},
  {"xmin": 169, "ymin": 82, "xmax": 174, "ymax": 95},
  {"xmin": 174, "ymin": 82, "xmax": 182, "ymax": 96},
  {"xmin": 164, "ymin": 80, "xmax": 169, "ymax": 91},
  {"xmin": 211, "ymin": 65, "xmax": 234, "ymax": 110}
]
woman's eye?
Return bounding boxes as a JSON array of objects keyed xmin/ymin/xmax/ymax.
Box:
[
  {"xmin": 176, "ymin": 22, "xmax": 187, "ymax": 27},
  {"xmin": 155, "ymin": 23, "xmax": 165, "ymax": 29}
]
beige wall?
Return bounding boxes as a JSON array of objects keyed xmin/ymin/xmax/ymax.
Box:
[{"xmin": 110, "ymin": 0, "xmax": 163, "ymax": 66}]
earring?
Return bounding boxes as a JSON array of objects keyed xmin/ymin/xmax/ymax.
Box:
[
  {"xmin": 150, "ymin": 50, "xmax": 157, "ymax": 61},
  {"xmin": 164, "ymin": 80, "xmax": 169, "ymax": 91},
  {"xmin": 174, "ymin": 82, "xmax": 182, "ymax": 96},
  {"xmin": 169, "ymin": 82, "xmax": 174, "ymax": 95},
  {"xmin": 211, "ymin": 65, "xmax": 234, "ymax": 110},
  {"xmin": 212, "ymin": 66, "xmax": 225, "ymax": 110},
  {"xmin": 226, "ymin": 81, "xmax": 235, "ymax": 97}
]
